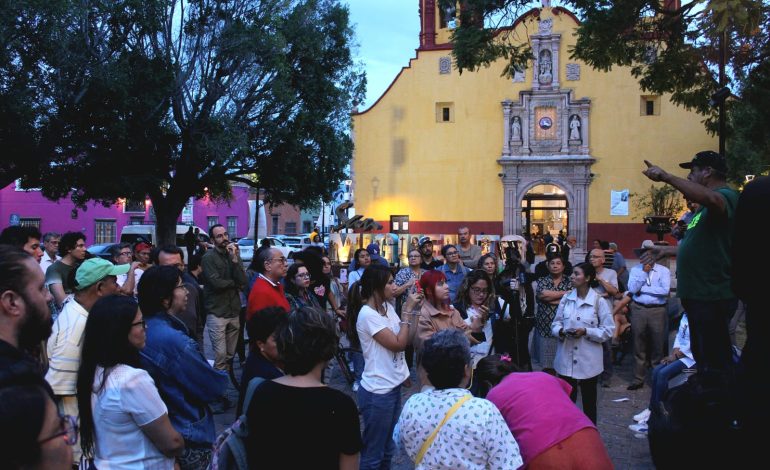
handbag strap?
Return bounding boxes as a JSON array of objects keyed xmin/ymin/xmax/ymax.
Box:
[{"xmin": 415, "ymin": 394, "xmax": 471, "ymax": 466}]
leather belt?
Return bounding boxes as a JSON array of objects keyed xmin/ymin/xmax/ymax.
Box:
[{"xmin": 633, "ymin": 300, "xmax": 666, "ymax": 309}]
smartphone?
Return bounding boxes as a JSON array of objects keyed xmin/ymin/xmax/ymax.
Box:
[{"xmin": 415, "ymin": 281, "xmax": 423, "ymax": 294}]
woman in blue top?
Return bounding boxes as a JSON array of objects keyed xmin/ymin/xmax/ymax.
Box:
[{"xmin": 137, "ymin": 266, "xmax": 229, "ymax": 470}]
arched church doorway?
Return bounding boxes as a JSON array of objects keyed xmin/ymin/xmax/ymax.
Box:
[{"xmin": 521, "ymin": 184, "xmax": 568, "ymax": 255}]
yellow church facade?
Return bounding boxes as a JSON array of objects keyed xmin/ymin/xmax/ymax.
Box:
[{"xmin": 351, "ymin": 2, "xmax": 715, "ymax": 257}]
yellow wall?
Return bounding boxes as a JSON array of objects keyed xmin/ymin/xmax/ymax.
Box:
[{"xmin": 352, "ymin": 7, "xmax": 716, "ymax": 224}]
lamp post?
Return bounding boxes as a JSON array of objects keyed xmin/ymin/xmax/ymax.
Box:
[{"xmin": 344, "ymin": 179, "xmax": 352, "ymax": 234}]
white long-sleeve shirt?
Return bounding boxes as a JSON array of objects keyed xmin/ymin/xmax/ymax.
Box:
[
  {"xmin": 627, "ymin": 263, "xmax": 671, "ymax": 305},
  {"xmin": 551, "ymin": 288, "xmax": 614, "ymax": 379}
]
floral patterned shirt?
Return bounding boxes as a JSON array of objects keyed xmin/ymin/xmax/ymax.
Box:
[
  {"xmin": 394, "ymin": 388, "xmax": 523, "ymax": 470},
  {"xmin": 534, "ymin": 275, "xmax": 572, "ymax": 337}
]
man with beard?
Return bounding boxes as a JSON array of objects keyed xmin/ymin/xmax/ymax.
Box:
[
  {"xmin": 0, "ymin": 246, "xmax": 53, "ymax": 386},
  {"xmin": 45, "ymin": 258, "xmax": 127, "ymax": 465}
]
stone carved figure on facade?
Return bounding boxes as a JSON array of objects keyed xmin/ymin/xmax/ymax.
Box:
[
  {"xmin": 539, "ymin": 49, "xmax": 553, "ymax": 84},
  {"xmin": 511, "ymin": 116, "xmax": 522, "ymax": 142},
  {"xmin": 569, "ymin": 115, "xmax": 581, "ymax": 141}
]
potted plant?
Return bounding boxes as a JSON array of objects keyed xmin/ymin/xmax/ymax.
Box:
[{"xmin": 632, "ymin": 184, "xmax": 684, "ymax": 242}]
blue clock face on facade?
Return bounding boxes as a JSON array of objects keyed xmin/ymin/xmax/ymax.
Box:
[{"xmin": 538, "ymin": 116, "xmax": 553, "ymax": 130}]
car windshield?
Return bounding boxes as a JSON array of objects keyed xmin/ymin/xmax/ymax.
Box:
[
  {"xmin": 269, "ymin": 238, "xmax": 286, "ymax": 247},
  {"xmin": 238, "ymin": 239, "xmax": 254, "ymax": 246}
]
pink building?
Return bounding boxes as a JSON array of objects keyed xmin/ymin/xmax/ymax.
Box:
[{"xmin": 0, "ymin": 181, "xmax": 252, "ymax": 244}]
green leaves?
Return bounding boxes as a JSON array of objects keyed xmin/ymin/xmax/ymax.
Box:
[{"xmin": 3, "ymin": 0, "xmax": 364, "ymax": 245}]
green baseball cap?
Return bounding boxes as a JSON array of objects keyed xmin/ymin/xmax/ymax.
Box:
[{"xmin": 75, "ymin": 258, "xmax": 130, "ymax": 290}]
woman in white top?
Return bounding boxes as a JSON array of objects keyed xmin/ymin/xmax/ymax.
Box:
[
  {"xmin": 551, "ymin": 262, "xmax": 614, "ymax": 424},
  {"xmin": 77, "ymin": 295, "xmax": 183, "ymax": 469},
  {"xmin": 346, "ymin": 248, "xmax": 371, "ymax": 286},
  {"xmin": 394, "ymin": 329, "xmax": 523, "ymax": 469},
  {"xmin": 349, "ymin": 264, "xmax": 422, "ymax": 470}
]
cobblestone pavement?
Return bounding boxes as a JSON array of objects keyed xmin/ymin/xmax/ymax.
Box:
[{"xmin": 209, "ymin": 331, "xmax": 656, "ymax": 469}]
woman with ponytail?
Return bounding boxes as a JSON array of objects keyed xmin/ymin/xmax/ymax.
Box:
[{"xmin": 350, "ymin": 264, "xmax": 422, "ymax": 470}]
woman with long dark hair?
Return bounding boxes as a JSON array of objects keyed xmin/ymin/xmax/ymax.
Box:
[
  {"xmin": 77, "ymin": 295, "xmax": 183, "ymax": 468},
  {"xmin": 346, "ymin": 248, "xmax": 371, "ymax": 286},
  {"xmin": 283, "ymin": 262, "xmax": 322, "ymax": 311},
  {"xmin": 349, "ymin": 264, "xmax": 421, "ymax": 470},
  {"xmin": 138, "ymin": 266, "xmax": 228, "ymax": 469},
  {"xmin": 551, "ymin": 262, "xmax": 614, "ymax": 424}
]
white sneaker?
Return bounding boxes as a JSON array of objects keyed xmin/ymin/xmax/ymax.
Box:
[
  {"xmin": 352, "ymin": 381, "xmax": 360, "ymax": 392},
  {"xmin": 633, "ymin": 408, "xmax": 651, "ymax": 423},
  {"xmin": 628, "ymin": 423, "xmax": 648, "ymax": 433}
]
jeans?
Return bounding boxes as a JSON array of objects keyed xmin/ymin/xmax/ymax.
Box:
[
  {"xmin": 649, "ymin": 360, "xmax": 687, "ymax": 409},
  {"xmin": 350, "ymin": 350, "xmax": 365, "ymax": 383},
  {"xmin": 681, "ymin": 298, "xmax": 736, "ymax": 374},
  {"xmin": 559, "ymin": 374, "xmax": 600, "ymax": 424},
  {"xmin": 358, "ymin": 385, "xmax": 401, "ymax": 470},
  {"xmin": 206, "ymin": 314, "xmax": 240, "ymax": 371}
]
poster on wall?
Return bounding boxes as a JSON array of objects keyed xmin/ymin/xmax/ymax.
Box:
[
  {"xmin": 610, "ymin": 189, "xmax": 629, "ymax": 216},
  {"xmin": 181, "ymin": 198, "xmax": 194, "ymax": 223}
]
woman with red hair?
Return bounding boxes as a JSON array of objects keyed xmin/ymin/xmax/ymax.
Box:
[{"xmin": 416, "ymin": 270, "xmax": 476, "ymax": 353}]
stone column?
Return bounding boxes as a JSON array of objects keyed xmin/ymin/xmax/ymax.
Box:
[{"xmin": 502, "ymin": 100, "xmax": 511, "ymax": 156}]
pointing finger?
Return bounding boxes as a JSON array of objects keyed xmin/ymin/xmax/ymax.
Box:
[{"xmin": 644, "ymin": 160, "xmax": 653, "ymax": 168}]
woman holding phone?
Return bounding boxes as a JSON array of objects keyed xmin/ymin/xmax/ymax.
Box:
[
  {"xmin": 453, "ymin": 270, "xmax": 497, "ymax": 367},
  {"xmin": 551, "ymin": 262, "xmax": 614, "ymax": 424}
]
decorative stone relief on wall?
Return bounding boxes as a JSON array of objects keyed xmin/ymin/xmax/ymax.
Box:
[
  {"xmin": 569, "ymin": 115, "xmax": 582, "ymax": 142},
  {"xmin": 566, "ymin": 63, "xmax": 580, "ymax": 81},
  {"xmin": 538, "ymin": 49, "xmax": 553, "ymax": 85},
  {"xmin": 439, "ymin": 56, "xmax": 452, "ymax": 75},
  {"xmin": 539, "ymin": 18, "xmax": 553, "ymax": 35},
  {"xmin": 511, "ymin": 116, "xmax": 522, "ymax": 142}
]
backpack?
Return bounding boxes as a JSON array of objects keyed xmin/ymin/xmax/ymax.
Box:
[{"xmin": 209, "ymin": 377, "xmax": 265, "ymax": 470}]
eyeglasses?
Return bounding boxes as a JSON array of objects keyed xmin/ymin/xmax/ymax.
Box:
[
  {"xmin": 38, "ymin": 414, "xmax": 78, "ymax": 446},
  {"xmin": 131, "ymin": 319, "xmax": 147, "ymax": 329},
  {"xmin": 445, "ymin": 251, "xmax": 459, "ymax": 256},
  {"xmin": 269, "ymin": 257, "xmax": 288, "ymax": 264},
  {"xmin": 295, "ymin": 273, "xmax": 310, "ymax": 279},
  {"xmin": 470, "ymin": 287, "xmax": 489, "ymax": 295},
  {"xmin": 119, "ymin": 251, "xmax": 132, "ymax": 257}
]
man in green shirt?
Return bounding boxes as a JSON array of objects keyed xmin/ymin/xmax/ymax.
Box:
[{"xmin": 641, "ymin": 151, "xmax": 739, "ymax": 375}]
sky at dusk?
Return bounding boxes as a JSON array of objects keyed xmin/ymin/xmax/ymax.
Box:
[{"xmin": 344, "ymin": 2, "xmax": 421, "ymax": 109}]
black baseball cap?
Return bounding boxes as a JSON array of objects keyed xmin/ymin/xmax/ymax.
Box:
[{"xmin": 679, "ymin": 150, "xmax": 727, "ymax": 173}]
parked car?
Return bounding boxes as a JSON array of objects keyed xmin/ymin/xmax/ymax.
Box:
[
  {"xmin": 274, "ymin": 235, "xmax": 303, "ymax": 249},
  {"xmin": 87, "ymin": 243, "xmax": 118, "ymax": 261},
  {"xmin": 119, "ymin": 224, "xmax": 210, "ymax": 262},
  {"xmin": 237, "ymin": 237, "xmax": 297, "ymax": 263}
]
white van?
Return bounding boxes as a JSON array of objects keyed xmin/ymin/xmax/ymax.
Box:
[{"xmin": 119, "ymin": 224, "xmax": 210, "ymax": 262}]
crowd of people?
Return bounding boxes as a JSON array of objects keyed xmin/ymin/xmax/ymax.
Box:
[{"xmin": 0, "ymin": 151, "xmax": 764, "ymax": 469}]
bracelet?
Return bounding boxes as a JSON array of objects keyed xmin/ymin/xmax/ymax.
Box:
[{"xmin": 399, "ymin": 321, "xmax": 412, "ymax": 327}]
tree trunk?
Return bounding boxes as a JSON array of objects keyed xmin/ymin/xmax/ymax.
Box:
[
  {"xmin": 151, "ymin": 192, "xmax": 188, "ymax": 247},
  {"xmin": 253, "ymin": 189, "xmax": 261, "ymax": 241}
]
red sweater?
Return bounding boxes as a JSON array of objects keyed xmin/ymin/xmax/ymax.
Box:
[{"xmin": 247, "ymin": 275, "xmax": 290, "ymax": 320}]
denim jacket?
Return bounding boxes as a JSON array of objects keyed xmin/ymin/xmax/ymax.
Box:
[{"xmin": 140, "ymin": 312, "xmax": 228, "ymax": 444}]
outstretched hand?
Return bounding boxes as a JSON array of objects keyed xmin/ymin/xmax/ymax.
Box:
[{"xmin": 642, "ymin": 160, "xmax": 667, "ymax": 182}]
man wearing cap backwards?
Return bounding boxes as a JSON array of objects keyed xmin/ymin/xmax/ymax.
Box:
[
  {"xmin": 45, "ymin": 257, "xmax": 127, "ymax": 464},
  {"xmin": 418, "ymin": 236, "xmax": 442, "ymax": 270},
  {"xmin": 642, "ymin": 151, "xmax": 739, "ymax": 375},
  {"xmin": 626, "ymin": 241, "xmax": 672, "ymax": 391}
]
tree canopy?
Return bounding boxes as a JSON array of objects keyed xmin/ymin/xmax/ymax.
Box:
[
  {"xmin": 440, "ymin": 0, "xmax": 768, "ymax": 176},
  {"xmin": 2, "ymin": 0, "xmax": 365, "ymax": 245}
]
